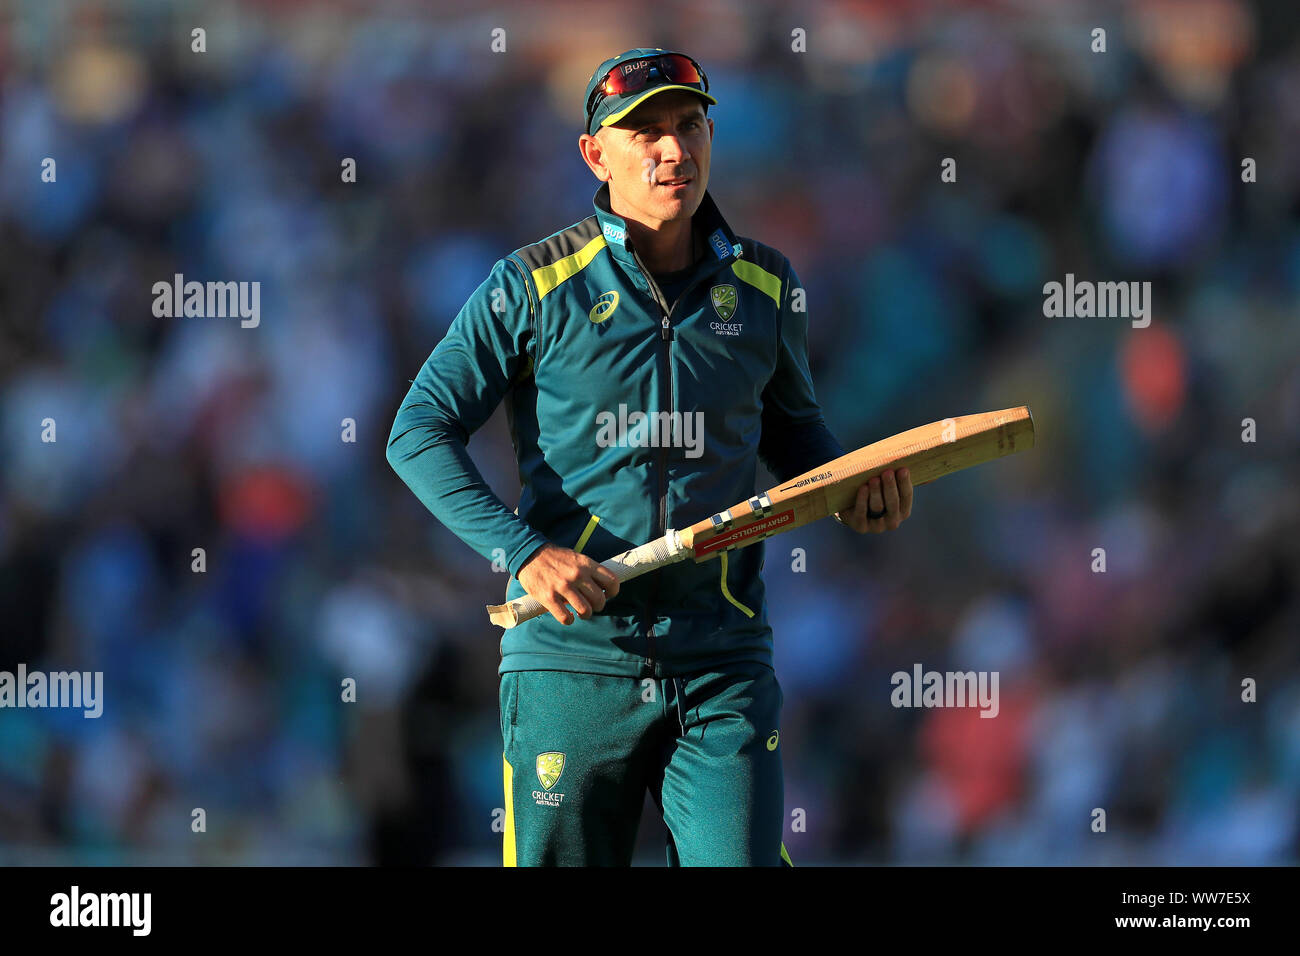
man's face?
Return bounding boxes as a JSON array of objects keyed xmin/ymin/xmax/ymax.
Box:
[{"xmin": 584, "ymin": 90, "xmax": 713, "ymax": 227}]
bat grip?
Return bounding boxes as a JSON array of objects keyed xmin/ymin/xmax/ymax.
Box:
[{"xmin": 486, "ymin": 530, "xmax": 686, "ymax": 629}]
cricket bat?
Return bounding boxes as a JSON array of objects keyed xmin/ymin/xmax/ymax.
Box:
[{"xmin": 487, "ymin": 405, "xmax": 1034, "ymax": 628}]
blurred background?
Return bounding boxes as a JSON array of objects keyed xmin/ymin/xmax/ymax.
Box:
[{"xmin": 0, "ymin": 0, "xmax": 1297, "ymax": 865}]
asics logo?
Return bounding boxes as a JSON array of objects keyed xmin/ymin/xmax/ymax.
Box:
[{"xmin": 589, "ymin": 291, "xmax": 620, "ymax": 324}]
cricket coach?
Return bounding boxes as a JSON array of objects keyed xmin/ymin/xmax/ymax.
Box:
[{"xmin": 386, "ymin": 48, "xmax": 913, "ymax": 866}]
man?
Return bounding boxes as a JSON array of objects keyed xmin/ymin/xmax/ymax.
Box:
[{"xmin": 386, "ymin": 48, "xmax": 913, "ymax": 866}]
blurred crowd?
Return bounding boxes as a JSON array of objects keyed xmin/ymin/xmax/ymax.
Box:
[{"xmin": 0, "ymin": 0, "xmax": 1297, "ymax": 864}]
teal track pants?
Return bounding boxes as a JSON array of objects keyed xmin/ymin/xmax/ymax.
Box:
[{"xmin": 501, "ymin": 662, "xmax": 792, "ymax": 866}]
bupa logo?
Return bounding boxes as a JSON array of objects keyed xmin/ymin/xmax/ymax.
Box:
[
  {"xmin": 602, "ymin": 222, "xmax": 627, "ymax": 246},
  {"xmin": 708, "ymin": 228, "xmax": 731, "ymax": 261},
  {"xmin": 590, "ymin": 291, "xmax": 620, "ymax": 324}
]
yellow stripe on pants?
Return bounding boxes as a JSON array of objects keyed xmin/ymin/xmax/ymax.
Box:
[{"xmin": 503, "ymin": 754, "xmax": 517, "ymax": 867}]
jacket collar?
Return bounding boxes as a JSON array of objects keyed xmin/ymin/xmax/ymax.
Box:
[{"xmin": 592, "ymin": 182, "xmax": 743, "ymax": 289}]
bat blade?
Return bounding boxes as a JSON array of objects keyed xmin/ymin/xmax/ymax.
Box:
[{"xmin": 683, "ymin": 406, "xmax": 1034, "ymax": 559}]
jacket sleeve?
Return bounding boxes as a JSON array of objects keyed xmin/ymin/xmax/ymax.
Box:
[
  {"xmin": 757, "ymin": 259, "xmax": 847, "ymax": 483},
  {"xmin": 385, "ymin": 256, "xmax": 551, "ymax": 577}
]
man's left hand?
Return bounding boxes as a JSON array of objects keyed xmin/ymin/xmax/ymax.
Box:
[{"xmin": 835, "ymin": 468, "xmax": 913, "ymax": 534}]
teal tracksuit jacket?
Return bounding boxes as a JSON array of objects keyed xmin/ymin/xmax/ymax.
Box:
[{"xmin": 386, "ymin": 182, "xmax": 844, "ymax": 679}]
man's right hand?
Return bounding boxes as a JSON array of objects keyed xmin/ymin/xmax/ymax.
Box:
[{"xmin": 516, "ymin": 544, "xmax": 621, "ymax": 626}]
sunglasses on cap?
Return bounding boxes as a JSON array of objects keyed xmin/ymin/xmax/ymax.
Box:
[{"xmin": 585, "ymin": 53, "xmax": 710, "ymax": 121}]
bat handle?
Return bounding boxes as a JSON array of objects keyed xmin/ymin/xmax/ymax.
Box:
[{"xmin": 487, "ymin": 530, "xmax": 685, "ymax": 629}]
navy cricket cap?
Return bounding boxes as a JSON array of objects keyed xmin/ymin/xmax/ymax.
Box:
[{"xmin": 583, "ymin": 48, "xmax": 717, "ymax": 136}]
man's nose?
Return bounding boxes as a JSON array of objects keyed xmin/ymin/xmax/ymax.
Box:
[{"xmin": 658, "ymin": 135, "xmax": 689, "ymax": 163}]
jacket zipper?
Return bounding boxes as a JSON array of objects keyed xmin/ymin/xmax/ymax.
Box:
[
  {"xmin": 633, "ymin": 246, "xmax": 717, "ymax": 672},
  {"xmin": 654, "ymin": 309, "xmax": 673, "ymax": 640}
]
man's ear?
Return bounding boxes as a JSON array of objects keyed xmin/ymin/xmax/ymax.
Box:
[{"xmin": 579, "ymin": 131, "xmax": 612, "ymax": 182}]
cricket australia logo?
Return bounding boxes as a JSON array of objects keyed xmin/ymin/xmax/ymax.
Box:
[
  {"xmin": 710, "ymin": 284, "xmax": 737, "ymax": 320},
  {"xmin": 709, "ymin": 284, "xmax": 742, "ymax": 336},
  {"xmin": 533, "ymin": 752, "xmax": 567, "ymax": 806}
]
